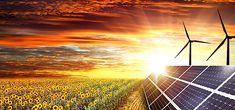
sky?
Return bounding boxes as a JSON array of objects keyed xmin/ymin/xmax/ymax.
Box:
[{"xmin": 1, "ymin": 0, "xmax": 235, "ymax": 78}]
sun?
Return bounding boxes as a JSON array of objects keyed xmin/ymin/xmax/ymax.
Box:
[
  {"xmin": 148, "ymin": 60, "xmax": 166, "ymax": 75},
  {"xmin": 146, "ymin": 55, "xmax": 167, "ymax": 76}
]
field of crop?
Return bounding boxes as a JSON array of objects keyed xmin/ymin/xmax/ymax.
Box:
[{"xmin": 0, "ymin": 78, "xmax": 141, "ymax": 110}]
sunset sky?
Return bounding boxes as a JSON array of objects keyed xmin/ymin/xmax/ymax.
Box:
[{"xmin": 1, "ymin": 0, "xmax": 235, "ymax": 78}]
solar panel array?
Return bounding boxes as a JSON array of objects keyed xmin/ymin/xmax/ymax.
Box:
[{"xmin": 143, "ymin": 66, "xmax": 235, "ymax": 110}]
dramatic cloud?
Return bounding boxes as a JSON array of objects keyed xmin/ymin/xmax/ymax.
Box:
[
  {"xmin": 1, "ymin": 0, "xmax": 235, "ymax": 77},
  {"xmin": 0, "ymin": 46, "xmax": 130, "ymax": 77}
]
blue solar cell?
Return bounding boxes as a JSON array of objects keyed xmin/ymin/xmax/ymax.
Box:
[
  {"xmin": 218, "ymin": 75, "xmax": 235, "ymax": 95},
  {"xmin": 147, "ymin": 88, "xmax": 162, "ymax": 104},
  {"xmin": 169, "ymin": 66, "xmax": 190, "ymax": 78},
  {"xmin": 193, "ymin": 66, "xmax": 235, "ymax": 89},
  {"xmin": 150, "ymin": 95, "xmax": 169, "ymax": 110},
  {"xmin": 179, "ymin": 66, "xmax": 207, "ymax": 82},
  {"xmin": 159, "ymin": 76, "xmax": 176, "ymax": 91},
  {"xmin": 165, "ymin": 81, "xmax": 188, "ymax": 99},
  {"xmin": 173, "ymin": 85, "xmax": 211, "ymax": 110},
  {"xmin": 196, "ymin": 93, "xmax": 235, "ymax": 110},
  {"xmin": 162, "ymin": 103, "xmax": 177, "ymax": 110}
]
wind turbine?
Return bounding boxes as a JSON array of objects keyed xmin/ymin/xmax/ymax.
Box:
[
  {"xmin": 175, "ymin": 22, "xmax": 210, "ymax": 65},
  {"xmin": 207, "ymin": 9, "xmax": 235, "ymax": 65}
]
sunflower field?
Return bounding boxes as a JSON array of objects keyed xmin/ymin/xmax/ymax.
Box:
[{"xmin": 0, "ymin": 78, "xmax": 141, "ymax": 110}]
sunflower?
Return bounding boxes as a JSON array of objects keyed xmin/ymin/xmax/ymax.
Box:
[
  {"xmin": 53, "ymin": 105, "xmax": 59, "ymax": 110},
  {"xmin": 71, "ymin": 97, "xmax": 76, "ymax": 102},
  {"xmin": 0, "ymin": 100, "xmax": 2, "ymax": 105},
  {"xmin": 38, "ymin": 104, "xmax": 42, "ymax": 108},
  {"xmin": 21, "ymin": 103, "xmax": 25, "ymax": 107},
  {"xmin": 42, "ymin": 101, "xmax": 47, "ymax": 108},
  {"xmin": 4, "ymin": 96, "xmax": 9, "ymax": 101},
  {"xmin": 59, "ymin": 105, "xmax": 63, "ymax": 110},
  {"xmin": 80, "ymin": 94, "xmax": 85, "ymax": 99},
  {"xmin": 18, "ymin": 96, "xmax": 22, "ymax": 100},
  {"xmin": 19, "ymin": 100, "xmax": 22, "ymax": 104},
  {"xmin": 23, "ymin": 101, "xmax": 28, "ymax": 105},
  {"xmin": 86, "ymin": 93, "xmax": 90, "ymax": 97},
  {"xmin": 8, "ymin": 106, "xmax": 13, "ymax": 110},
  {"xmin": 5, "ymin": 100, "xmax": 9, "ymax": 104},
  {"xmin": 60, "ymin": 95, "xmax": 65, "ymax": 101},
  {"xmin": 8, "ymin": 101, "xmax": 12, "ymax": 105},
  {"xmin": 28, "ymin": 99, "xmax": 33, "ymax": 103},
  {"xmin": 31, "ymin": 105, "xmax": 38, "ymax": 110},
  {"xmin": 5, "ymin": 89, "xmax": 8, "ymax": 93},
  {"xmin": 10, "ymin": 95, "xmax": 14, "ymax": 99}
]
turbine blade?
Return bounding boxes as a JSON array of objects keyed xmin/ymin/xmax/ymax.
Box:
[
  {"xmin": 230, "ymin": 36, "xmax": 235, "ymax": 38},
  {"xmin": 183, "ymin": 22, "xmax": 190, "ymax": 40},
  {"xmin": 218, "ymin": 9, "xmax": 228, "ymax": 36},
  {"xmin": 175, "ymin": 42, "xmax": 190, "ymax": 58},
  {"xmin": 207, "ymin": 38, "xmax": 227, "ymax": 61},
  {"xmin": 192, "ymin": 40, "xmax": 210, "ymax": 44}
]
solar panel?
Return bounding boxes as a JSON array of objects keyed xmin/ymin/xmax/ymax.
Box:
[
  {"xmin": 162, "ymin": 103, "xmax": 177, "ymax": 110},
  {"xmin": 179, "ymin": 66, "xmax": 207, "ymax": 82},
  {"xmin": 168, "ymin": 66, "xmax": 190, "ymax": 78},
  {"xmin": 166, "ymin": 66, "xmax": 181, "ymax": 73},
  {"xmin": 164, "ymin": 81, "xmax": 188, "ymax": 99},
  {"xmin": 142, "ymin": 66, "xmax": 235, "ymax": 110},
  {"xmin": 145, "ymin": 81, "xmax": 157, "ymax": 97},
  {"xmin": 150, "ymin": 94, "xmax": 169, "ymax": 110},
  {"xmin": 196, "ymin": 93, "xmax": 235, "ymax": 110},
  {"xmin": 218, "ymin": 75, "xmax": 235, "ymax": 95},
  {"xmin": 152, "ymin": 74, "xmax": 165, "ymax": 85},
  {"xmin": 193, "ymin": 66, "xmax": 235, "ymax": 89},
  {"xmin": 173, "ymin": 85, "xmax": 211, "ymax": 110},
  {"xmin": 143, "ymin": 78, "xmax": 150, "ymax": 87},
  {"xmin": 148, "ymin": 88, "xmax": 162, "ymax": 104},
  {"xmin": 158, "ymin": 76, "xmax": 176, "ymax": 91},
  {"xmin": 149, "ymin": 73, "xmax": 157, "ymax": 81}
]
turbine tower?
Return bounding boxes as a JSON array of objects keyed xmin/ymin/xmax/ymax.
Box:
[
  {"xmin": 175, "ymin": 22, "xmax": 209, "ymax": 65},
  {"xmin": 207, "ymin": 9, "xmax": 235, "ymax": 65}
]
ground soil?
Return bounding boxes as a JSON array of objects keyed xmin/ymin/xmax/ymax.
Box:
[{"xmin": 116, "ymin": 86, "xmax": 147, "ymax": 110}]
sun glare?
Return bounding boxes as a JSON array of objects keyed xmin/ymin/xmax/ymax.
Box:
[{"xmin": 146, "ymin": 55, "xmax": 167, "ymax": 76}]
